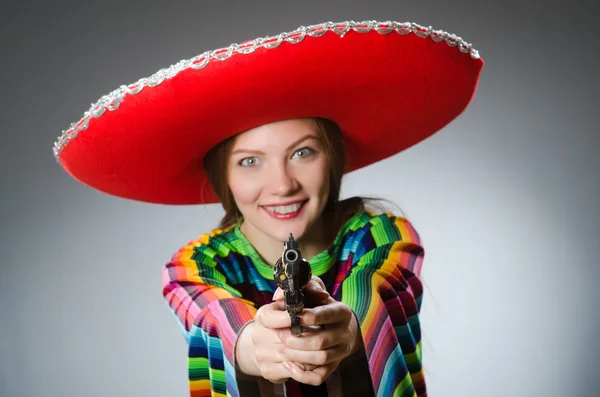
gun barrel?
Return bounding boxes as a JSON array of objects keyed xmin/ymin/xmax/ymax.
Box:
[
  {"xmin": 284, "ymin": 248, "xmax": 299, "ymax": 264},
  {"xmin": 273, "ymin": 233, "xmax": 312, "ymax": 336}
]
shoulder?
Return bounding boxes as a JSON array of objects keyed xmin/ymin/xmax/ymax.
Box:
[
  {"xmin": 337, "ymin": 210, "xmax": 423, "ymax": 262},
  {"xmin": 336, "ymin": 210, "xmax": 425, "ymax": 276},
  {"xmin": 168, "ymin": 224, "xmax": 238, "ymax": 266}
]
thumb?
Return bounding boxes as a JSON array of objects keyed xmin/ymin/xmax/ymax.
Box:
[
  {"xmin": 304, "ymin": 280, "xmax": 334, "ymax": 307},
  {"xmin": 311, "ymin": 275, "xmax": 327, "ymax": 291},
  {"xmin": 272, "ymin": 287, "xmax": 284, "ymax": 301}
]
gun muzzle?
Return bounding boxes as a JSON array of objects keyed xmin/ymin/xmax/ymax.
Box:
[{"xmin": 273, "ymin": 233, "xmax": 312, "ymax": 336}]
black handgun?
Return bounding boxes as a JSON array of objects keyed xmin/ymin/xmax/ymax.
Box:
[{"xmin": 273, "ymin": 233, "xmax": 312, "ymax": 336}]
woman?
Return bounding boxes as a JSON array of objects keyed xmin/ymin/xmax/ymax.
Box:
[{"xmin": 53, "ymin": 20, "xmax": 483, "ymax": 397}]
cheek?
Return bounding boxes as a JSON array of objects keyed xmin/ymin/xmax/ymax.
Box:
[
  {"xmin": 228, "ymin": 170, "xmax": 260, "ymax": 205},
  {"xmin": 320, "ymin": 172, "xmax": 331, "ymax": 199},
  {"xmin": 305, "ymin": 162, "xmax": 330, "ymax": 197}
]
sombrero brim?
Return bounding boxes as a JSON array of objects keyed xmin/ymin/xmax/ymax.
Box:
[{"xmin": 54, "ymin": 21, "xmax": 484, "ymax": 205}]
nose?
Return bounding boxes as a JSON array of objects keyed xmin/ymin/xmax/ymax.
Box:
[{"xmin": 268, "ymin": 163, "xmax": 299, "ymax": 194}]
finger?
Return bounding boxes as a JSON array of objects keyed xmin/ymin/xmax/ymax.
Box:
[
  {"xmin": 276, "ymin": 325, "xmax": 326, "ymax": 344},
  {"xmin": 282, "ymin": 360, "xmax": 339, "ymax": 387},
  {"xmin": 253, "ymin": 341, "xmax": 286, "ymax": 363},
  {"xmin": 279, "ymin": 345, "xmax": 346, "ymax": 366},
  {"xmin": 255, "ymin": 301, "xmax": 292, "ymax": 329},
  {"xmin": 291, "ymin": 361, "xmax": 319, "ymax": 372},
  {"xmin": 259, "ymin": 362, "xmax": 293, "ymax": 384},
  {"xmin": 279, "ymin": 327, "xmax": 341, "ymax": 351},
  {"xmin": 298, "ymin": 302, "xmax": 351, "ymax": 326}
]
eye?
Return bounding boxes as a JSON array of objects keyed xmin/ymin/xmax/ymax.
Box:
[
  {"xmin": 237, "ymin": 147, "xmax": 316, "ymax": 167},
  {"xmin": 293, "ymin": 147, "xmax": 316, "ymax": 158},
  {"xmin": 238, "ymin": 156, "xmax": 260, "ymax": 167}
]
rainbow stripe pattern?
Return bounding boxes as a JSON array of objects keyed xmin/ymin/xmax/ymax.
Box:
[{"xmin": 162, "ymin": 205, "xmax": 426, "ymax": 396}]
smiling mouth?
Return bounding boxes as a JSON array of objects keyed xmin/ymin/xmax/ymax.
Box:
[{"xmin": 261, "ymin": 200, "xmax": 308, "ymax": 218}]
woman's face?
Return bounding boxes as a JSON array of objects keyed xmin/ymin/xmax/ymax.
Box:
[{"xmin": 228, "ymin": 118, "xmax": 330, "ymax": 244}]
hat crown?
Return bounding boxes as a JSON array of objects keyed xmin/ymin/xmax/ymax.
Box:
[{"xmin": 53, "ymin": 20, "xmax": 480, "ymax": 161}]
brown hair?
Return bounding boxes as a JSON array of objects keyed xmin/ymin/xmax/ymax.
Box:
[{"xmin": 202, "ymin": 118, "xmax": 403, "ymax": 231}]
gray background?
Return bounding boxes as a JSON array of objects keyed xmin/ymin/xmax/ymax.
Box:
[{"xmin": 1, "ymin": 0, "xmax": 598, "ymax": 396}]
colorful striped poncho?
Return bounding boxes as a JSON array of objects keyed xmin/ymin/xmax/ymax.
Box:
[{"xmin": 162, "ymin": 205, "xmax": 427, "ymax": 397}]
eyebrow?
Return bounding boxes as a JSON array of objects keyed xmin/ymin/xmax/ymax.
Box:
[{"xmin": 231, "ymin": 135, "xmax": 320, "ymax": 155}]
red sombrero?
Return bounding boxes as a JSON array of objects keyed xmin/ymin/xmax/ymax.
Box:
[{"xmin": 53, "ymin": 20, "xmax": 484, "ymax": 205}]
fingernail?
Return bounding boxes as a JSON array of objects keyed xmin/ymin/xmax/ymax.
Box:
[
  {"xmin": 282, "ymin": 361, "xmax": 293, "ymax": 373},
  {"xmin": 272, "ymin": 288, "xmax": 283, "ymax": 301},
  {"xmin": 276, "ymin": 330, "xmax": 285, "ymax": 341}
]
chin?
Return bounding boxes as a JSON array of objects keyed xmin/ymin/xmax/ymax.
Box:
[
  {"xmin": 262, "ymin": 208, "xmax": 317, "ymax": 242},
  {"xmin": 264, "ymin": 221, "xmax": 307, "ymax": 242}
]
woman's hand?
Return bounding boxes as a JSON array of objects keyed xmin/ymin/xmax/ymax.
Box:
[
  {"xmin": 274, "ymin": 276, "xmax": 364, "ymax": 386},
  {"xmin": 238, "ymin": 276, "xmax": 329, "ymax": 383},
  {"xmin": 244, "ymin": 300, "xmax": 296, "ymax": 383}
]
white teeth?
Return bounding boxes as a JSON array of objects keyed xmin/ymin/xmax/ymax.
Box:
[{"xmin": 264, "ymin": 202, "xmax": 304, "ymax": 214}]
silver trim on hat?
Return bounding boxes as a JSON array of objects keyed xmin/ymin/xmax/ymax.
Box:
[{"xmin": 52, "ymin": 20, "xmax": 480, "ymax": 161}]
